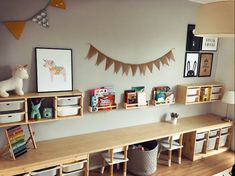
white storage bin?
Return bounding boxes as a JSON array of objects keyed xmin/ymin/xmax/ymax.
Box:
[
  {"xmin": 196, "ymin": 132, "xmax": 206, "ymax": 140},
  {"xmin": 209, "ymin": 130, "xmax": 218, "ymax": 137},
  {"xmin": 212, "ymin": 86, "xmax": 222, "ymax": 93},
  {"xmin": 31, "ymin": 166, "xmax": 59, "ymax": 176},
  {"xmin": 63, "ymin": 170, "xmax": 84, "ymax": 176},
  {"xmin": 57, "ymin": 106, "xmax": 80, "ymax": 117},
  {"xmin": 0, "ymin": 112, "xmax": 24, "ymax": 124},
  {"xmin": 58, "ymin": 96, "xmax": 80, "ymax": 106},
  {"xmin": 187, "ymin": 88, "xmax": 199, "ymax": 96},
  {"xmin": 195, "ymin": 139, "xmax": 205, "ymax": 154},
  {"xmin": 62, "ymin": 161, "xmax": 85, "ymax": 173},
  {"xmin": 207, "ymin": 137, "xmax": 217, "ymax": 150},
  {"xmin": 211, "ymin": 94, "xmax": 220, "ymax": 100},
  {"xmin": 186, "ymin": 95, "xmax": 198, "ymax": 103},
  {"xmin": 0, "ymin": 100, "xmax": 24, "ymax": 112},
  {"xmin": 221, "ymin": 127, "xmax": 229, "ymax": 135},
  {"xmin": 219, "ymin": 134, "xmax": 228, "ymax": 147}
]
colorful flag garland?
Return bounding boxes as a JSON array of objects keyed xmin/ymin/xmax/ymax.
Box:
[
  {"xmin": 2, "ymin": 0, "xmax": 66, "ymax": 40},
  {"xmin": 86, "ymin": 44, "xmax": 175, "ymax": 76}
]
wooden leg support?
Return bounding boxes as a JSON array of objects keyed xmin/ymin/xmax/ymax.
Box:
[
  {"xmin": 178, "ymin": 148, "xmax": 182, "ymax": 164},
  {"xmin": 123, "ymin": 161, "xmax": 127, "ymax": 176},
  {"xmin": 168, "ymin": 150, "xmax": 172, "ymax": 167},
  {"xmin": 110, "ymin": 164, "xmax": 113, "ymax": 176},
  {"xmin": 101, "ymin": 159, "xmax": 106, "ymax": 174}
]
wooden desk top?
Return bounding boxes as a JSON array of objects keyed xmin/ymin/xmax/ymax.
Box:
[{"xmin": 0, "ymin": 114, "xmax": 233, "ymax": 175}]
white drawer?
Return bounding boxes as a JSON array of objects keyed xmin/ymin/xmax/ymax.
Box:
[
  {"xmin": 0, "ymin": 112, "xmax": 24, "ymax": 124},
  {"xmin": 0, "ymin": 100, "xmax": 24, "ymax": 112},
  {"xmin": 187, "ymin": 88, "xmax": 199, "ymax": 96},
  {"xmin": 58, "ymin": 96, "xmax": 80, "ymax": 106},
  {"xmin": 212, "ymin": 86, "xmax": 222, "ymax": 93},
  {"xmin": 58, "ymin": 106, "xmax": 80, "ymax": 117},
  {"xmin": 186, "ymin": 95, "xmax": 198, "ymax": 103},
  {"xmin": 196, "ymin": 132, "xmax": 206, "ymax": 140},
  {"xmin": 211, "ymin": 94, "xmax": 220, "ymax": 100},
  {"xmin": 209, "ymin": 130, "xmax": 218, "ymax": 137},
  {"xmin": 221, "ymin": 127, "xmax": 229, "ymax": 134},
  {"xmin": 62, "ymin": 170, "xmax": 83, "ymax": 176},
  {"xmin": 62, "ymin": 160, "xmax": 85, "ymax": 173},
  {"xmin": 31, "ymin": 166, "xmax": 59, "ymax": 176}
]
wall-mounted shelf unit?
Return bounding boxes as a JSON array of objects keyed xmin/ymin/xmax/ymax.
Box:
[
  {"xmin": 88, "ymin": 104, "xmax": 117, "ymax": 112},
  {"xmin": 123, "ymin": 101, "xmax": 149, "ymax": 110},
  {"xmin": 0, "ymin": 90, "xmax": 83, "ymax": 127},
  {"xmin": 176, "ymin": 83, "xmax": 223, "ymax": 105},
  {"xmin": 151, "ymin": 86, "xmax": 175, "ymax": 106}
]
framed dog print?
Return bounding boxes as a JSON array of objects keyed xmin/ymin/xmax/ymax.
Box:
[
  {"xmin": 35, "ymin": 47, "xmax": 73, "ymax": 93},
  {"xmin": 198, "ymin": 53, "xmax": 213, "ymax": 77},
  {"xmin": 184, "ymin": 52, "xmax": 199, "ymax": 77}
]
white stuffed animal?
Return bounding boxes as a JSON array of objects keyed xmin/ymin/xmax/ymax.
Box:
[{"xmin": 0, "ymin": 65, "xmax": 29, "ymax": 97}]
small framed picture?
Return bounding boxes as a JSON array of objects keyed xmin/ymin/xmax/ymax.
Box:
[
  {"xmin": 186, "ymin": 24, "xmax": 203, "ymax": 51},
  {"xmin": 198, "ymin": 53, "xmax": 213, "ymax": 77},
  {"xmin": 35, "ymin": 47, "xmax": 73, "ymax": 93},
  {"xmin": 201, "ymin": 37, "xmax": 218, "ymax": 51},
  {"xmin": 184, "ymin": 52, "xmax": 199, "ymax": 77}
]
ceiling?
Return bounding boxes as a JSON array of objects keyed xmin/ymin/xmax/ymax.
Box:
[{"xmin": 189, "ymin": 0, "xmax": 234, "ymax": 3}]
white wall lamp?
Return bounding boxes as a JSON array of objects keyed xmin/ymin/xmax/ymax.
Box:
[
  {"xmin": 195, "ymin": 1, "xmax": 234, "ymax": 37},
  {"xmin": 221, "ymin": 91, "xmax": 235, "ymax": 121}
]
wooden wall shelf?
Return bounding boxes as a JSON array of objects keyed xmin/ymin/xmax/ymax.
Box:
[
  {"xmin": 0, "ymin": 90, "xmax": 83, "ymax": 127},
  {"xmin": 176, "ymin": 83, "xmax": 223, "ymax": 105},
  {"xmin": 88, "ymin": 104, "xmax": 117, "ymax": 112},
  {"xmin": 123, "ymin": 101, "xmax": 149, "ymax": 109},
  {"xmin": 151, "ymin": 100, "xmax": 175, "ymax": 106}
]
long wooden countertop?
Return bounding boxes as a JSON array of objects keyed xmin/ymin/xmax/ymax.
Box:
[{"xmin": 0, "ymin": 114, "xmax": 233, "ymax": 175}]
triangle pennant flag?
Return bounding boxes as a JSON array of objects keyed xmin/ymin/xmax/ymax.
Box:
[
  {"xmin": 139, "ymin": 64, "xmax": 147, "ymax": 75},
  {"xmin": 147, "ymin": 62, "xmax": 153, "ymax": 73},
  {"xmin": 31, "ymin": 10, "xmax": 49, "ymax": 28},
  {"xmin": 4, "ymin": 21, "xmax": 25, "ymax": 40},
  {"xmin": 114, "ymin": 61, "xmax": 122, "ymax": 73},
  {"xmin": 87, "ymin": 45, "xmax": 97, "ymax": 59},
  {"xmin": 160, "ymin": 56, "xmax": 169, "ymax": 66},
  {"xmin": 154, "ymin": 59, "xmax": 161, "ymax": 70},
  {"xmin": 166, "ymin": 50, "xmax": 175, "ymax": 61},
  {"xmin": 130, "ymin": 65, "xmax": 138, "ymax": 76},
  {"xmin": 50, "ymin": 0, "xmax": 66, "ymax": 9},
  {"xmin": 96, "ymin": 53, "xmax": 106, "ymax": 65},
  {"xmin": 122, "ymin": 64, "xmax": 131, "ymax": 75},
  {"xmin": 105, "ymin": 57, "xmax": 114, "ymax": 71}
]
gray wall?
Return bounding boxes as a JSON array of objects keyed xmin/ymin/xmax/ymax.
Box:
[{"xmin": 0, "ymin": 0, "xmax": 219, "ymax": 147}]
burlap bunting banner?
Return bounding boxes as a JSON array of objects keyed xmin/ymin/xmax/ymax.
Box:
[
  {"xmin": 86, "ymin": 44, "xmax": 175, "ymax": 76},
  {"xmin": 2, "ymin": 0, "xmax": 66, "ymax": 40}
]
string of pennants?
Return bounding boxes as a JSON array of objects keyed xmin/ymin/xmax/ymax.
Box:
[
  {"xmin": 3, "ymin": 0, "xmax": 66, "ymax": 40},
  {"xmin": 86, "ymin": 44, "xmax": 175, "ymax": 76}
]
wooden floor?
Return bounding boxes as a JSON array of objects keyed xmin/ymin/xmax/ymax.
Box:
[{"xmin": 90, "ymin": 151, "xmax": 234, "ymax": 176}]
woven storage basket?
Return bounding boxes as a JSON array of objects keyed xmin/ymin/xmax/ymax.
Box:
[{"xmin": 128, "ymin": 140, "xmax": 158, "ymax": 176}]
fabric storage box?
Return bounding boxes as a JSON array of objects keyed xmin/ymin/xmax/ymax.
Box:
[
  {"xmin": 128, "ymin": 140, "xmax": 158, "ymax": 176},
  {"xmin": 58, "ymin": 96, "xmax": 80, "ymax": 106},
  {"xmin": 31, "ymin": 166, "xmax": 59, "ymax": 176},
  {"xmin": 209, "ymin": 130, "xmax": 218, "ymax": 137},
  {"xmin": 62, "ymin": 160, "xmax": 85, "ymax": 173},
  {"xmin": 221, "ymin": 127, "xmax": 229, "ymax": 135},
  {"xmin": 196, "ymin": 132, "xmax": 206, "ymax": 140},
  {"xmin": 187, "ymin": 88, "xmax": 199, "ymax": 96},
  {"xmin": 195, "ymin": 139, "xmax": 205, "ymax": 154},
  {"xmin": 207, "ymin": 137, "xmax": 217, "ymax": 150},
  {"xmin": 212, "ymin": 87, "xmax": 222, "ymax": 93},
  {"xmin": 58, "ymin": 106, "xmax": 80, "ymax": 117},
  {"xmin": 0, "ymin": 100, "xmax": 24, "ymax": 112},
  {"xmin": 219, "ymin": 134, "xmax": 228, "ymax": 147},
  {"xmin": 186, "ymin": 96, "xmax": 198, "ymax": 103},
  {"xmin": 0, "ymin": 112, "xmax": 24, "ymax": 124}
]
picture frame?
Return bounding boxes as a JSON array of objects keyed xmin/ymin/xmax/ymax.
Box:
[
  {"xmin": 183, "ymin": 52, "xmax": 199, "ymax": 77},
  {"xmin": 186, "ymin": 24, "xmax": 203, "ymax": 51},
  {"xmin": 35, "ymin": 47, "xmax": 73, "ymax": 93},
  {"xmin": 201, "ymin": 37, "xmax": 218, "ymax": 51},
  {"xmin": 198, "ymin": 53, "xmax": 213, "ymax": 77}
]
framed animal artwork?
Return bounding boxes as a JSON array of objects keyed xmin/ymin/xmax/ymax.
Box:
[
  {"xmin": 183, "ymin": 52, "xmax": 199, "ymax": 77},
  {"xmin": 198, "ymin": 53, "xmax": 213, "ymax": 77},
  {"xmin": 35, "ymin": 47, "xmax": 73, "ymax": 93}
]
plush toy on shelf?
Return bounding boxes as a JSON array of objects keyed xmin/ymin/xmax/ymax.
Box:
[
  {"xmin": 0, "ymin": 65, "xmax": 29, "ymax": 97},
  {"xmin": 30, "ymin": 98, "xmax": 44, "ymax": 120}
]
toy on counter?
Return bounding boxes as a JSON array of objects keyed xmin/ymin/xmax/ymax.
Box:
[
  {"xmin": 30, "ymin": 98, "xmax": 44, "ymax": 120},
  {"xmin": 0, "ymin": 65, "xmax": 29, "ymax": 97},
  {"xmin": 152, "ymin": 86, "xmax": 175, "ymax": 105}
]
